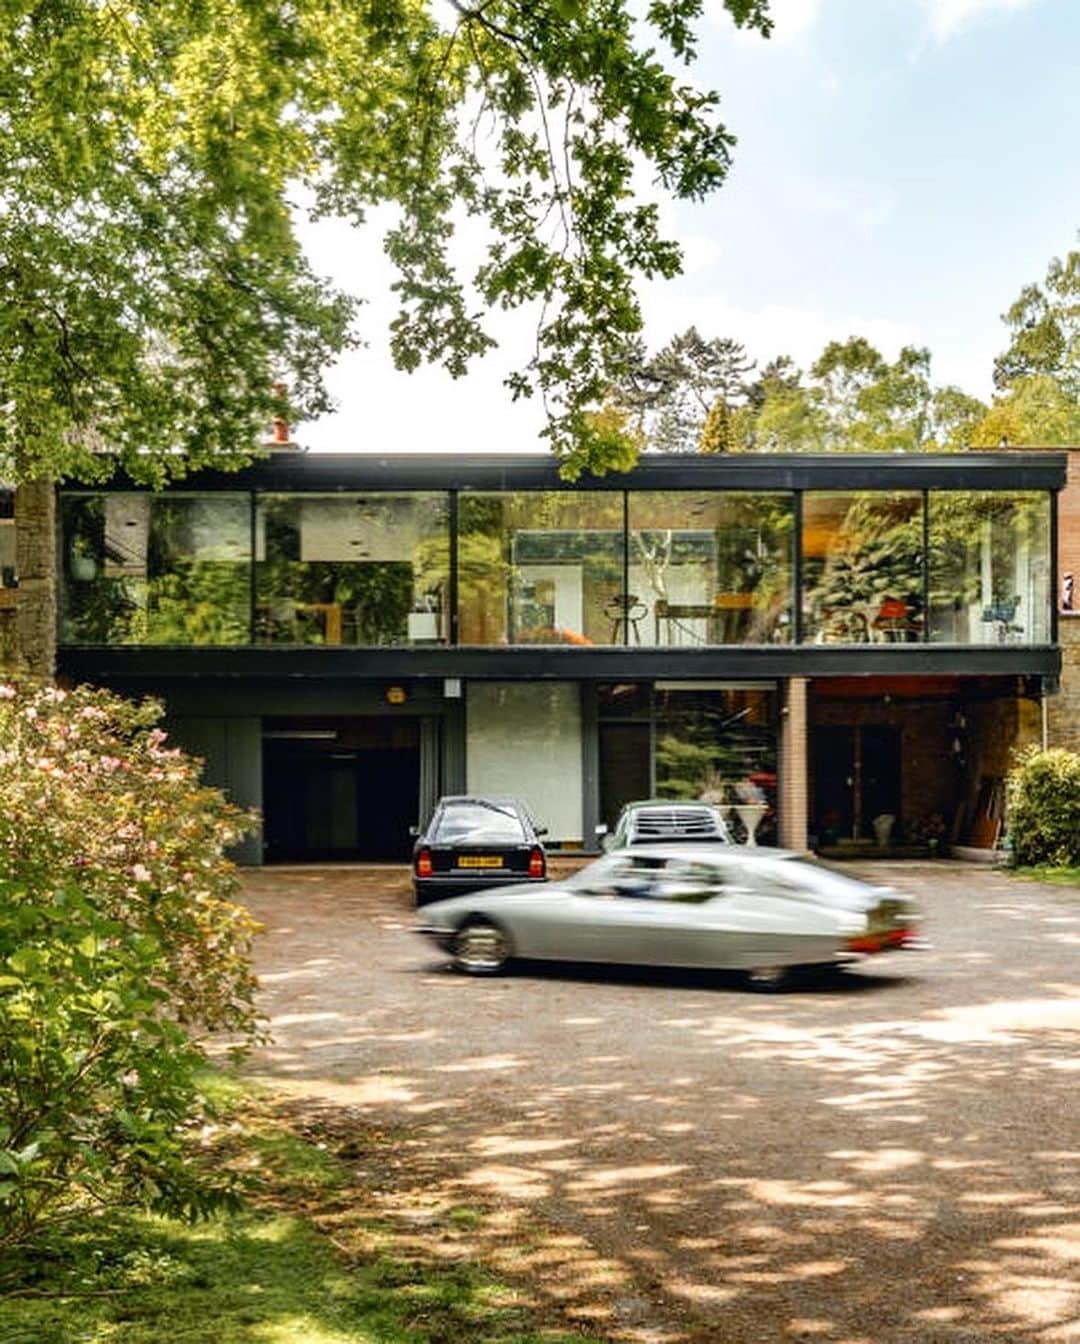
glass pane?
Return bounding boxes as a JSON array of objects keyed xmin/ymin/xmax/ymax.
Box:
[
  {"xmin": 432, "ymin": 802, "xmax": 526, "ymax": 843},
  {"xmin": 802, "ymin": 492, "xmax": 924, "ymax": 644},
  {"xmin": 255, "ymin": 494, "xmax": 449, "ymax": 646},
  {"xmin": 653, "ymin": 685, "xmax": 778, "ymax": 845},
  {"xmin": 60, "ymin": 493, "xmax": 250, "ymax": 645},
  {"xmin": 457, "ymin": 493, "xmax": 624, "ymax": 645},
  {"xmin": 628, "ymin": 492, "xmax": 793, "ymax": 646},
  {"xmin": 927, "ymin": 491, "xmax": 1051, "ymax": 644}
]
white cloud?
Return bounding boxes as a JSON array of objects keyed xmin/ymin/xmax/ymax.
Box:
[{"xmin": 919, "ymin": 0, "xmax": 1041, "ymax": 44}]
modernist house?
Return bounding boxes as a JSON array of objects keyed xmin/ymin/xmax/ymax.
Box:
[{"xmin": 38, "ymin": 451, "xmax": 1065, "ymax": 865}]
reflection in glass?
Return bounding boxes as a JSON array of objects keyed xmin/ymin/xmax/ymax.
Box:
[
  {"xmin": 927, "ymin": 492, "xmax": 1050, "ymax": 644},
  {"xmin": 802, "ymin": 492, "xmax": 924, "ymax": 644},
  {"xmin": 457, "ymin": 493, "xmax": 624, "ymax": 645},
  {"xmin": 60, "ymin": 493, "xmax": 250, "ymax": 644},
  {"xmin": 628, "ymin": 492, "xmax": 793, "ymax": 646},
  {"xmin": 255, "ymin": 494, "xmax": 449, "ymax": 646},
  {"xmin": 653, "ymin": 685, "xmax": 778, "ymax": 845}
]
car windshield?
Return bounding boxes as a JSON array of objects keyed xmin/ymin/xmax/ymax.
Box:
[{"xmin": 432, "ymin": 803, "xmax": 525, "ymax": 844}]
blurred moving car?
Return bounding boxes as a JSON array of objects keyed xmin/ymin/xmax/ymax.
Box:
[
  {"xmin": 415, "ymin": 845, "xmax": 921, "ymax": 986},
  {"xmin": 599, "ymin": 799, "xmax": 732, "ymax": 850},
  {"xmin": 412, "ymin": 795, "xmax": 547, "ymax": 905}
]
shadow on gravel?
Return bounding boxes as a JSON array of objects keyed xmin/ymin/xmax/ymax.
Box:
[
  {"xmin": 414, "ymin": 957, "xmax": 917, "ymax": 997},
  {"xmin": 242, "ymin": 864, "xmax": 1080, "ymax": 1344}
]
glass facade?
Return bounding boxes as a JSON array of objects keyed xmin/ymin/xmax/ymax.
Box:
[
  {"xmin": 802, "ymin": 492, "xmax": 924, "ymax": 645},
  {"xmin": 60, "ymin": 493, "xmax": 250, "ymax": 645},
  {"xmin": 57, "ymin": 485, "xmax": 1055, "ymax": 648},
  {"xmin": 628, "ymin": 491, "xmax": 793, "ymax": 645},
  {"xmin": 457, "ymin": 492, "xmax": 623, "ymax": 645},
  {"xmin": 255, "ymin": 494, "xmax": 449, "ymax": 646},
  {"xmin": 927, "ymin": 491, "xmax": 1051, "ymax": 645},
  {"xmin": 597, "ymin": 681, "xmax": 779, "ymax": 843}
]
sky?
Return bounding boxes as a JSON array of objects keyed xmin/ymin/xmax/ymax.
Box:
[{"xmin": 295, "ymin": 0, "xmax": 1080, "ymax": 454}]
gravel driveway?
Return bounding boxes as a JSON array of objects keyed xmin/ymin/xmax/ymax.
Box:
[{"xmin": 239, "ymin": 860, "xmax": 1080, "ymax": 1344}]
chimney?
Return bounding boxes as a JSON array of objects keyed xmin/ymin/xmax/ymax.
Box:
[{"xmin": 265, "ymin": 380, "xmax": 302, "ymax": 451}]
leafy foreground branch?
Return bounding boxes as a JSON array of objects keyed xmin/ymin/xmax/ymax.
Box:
[
  {"xmin": 0, "ymin": 1074, "xmax": 595, "ymax": 1344},
  {"xmin": 1, "ymin": 0, "xmax": 773, "ymax": 484}
]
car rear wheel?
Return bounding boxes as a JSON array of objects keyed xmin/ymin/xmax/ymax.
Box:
[{"xmin": 451, "ymin": 920, "xmax": 511, "ymax": 976}]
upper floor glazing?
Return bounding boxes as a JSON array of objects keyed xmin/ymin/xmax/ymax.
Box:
[{"xmin": 58, "ymin": 480, "xmax": 1054, "ymax": 649}]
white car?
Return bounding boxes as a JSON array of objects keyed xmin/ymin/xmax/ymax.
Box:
[{"xmin": 416, "ymin": 845, "xmax": 922, "ymax": 988}]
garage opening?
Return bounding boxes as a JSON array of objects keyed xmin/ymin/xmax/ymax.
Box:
[{"xmin": 262, "ymin": 716, "xmax": 423, "ymax": 862}]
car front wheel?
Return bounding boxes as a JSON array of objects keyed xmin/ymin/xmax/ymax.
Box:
[
  {"xmin": 451, "ymin": 920, "xmax": 511, "ymax": 976},
  {"xmin": 745, "ymin": 964, "xmax": 792, "ymax": 992}
]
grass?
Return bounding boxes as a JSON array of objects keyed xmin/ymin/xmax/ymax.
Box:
[
  {"xmin": 0, "ymin": 1076, "xmax": 595, "ymax": 1344},
  {"xmin": 1013, "ymin": 864, "xmax": 1080, "ymax": 886}
]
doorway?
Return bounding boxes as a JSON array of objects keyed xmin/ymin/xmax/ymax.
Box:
[
  {"xmin": 812, "ymin": 724, "xmax": 901, "ymax": 845},
  {"xmin": 262, "ymin": 716, "xmax": 424, "ymax": 862}
]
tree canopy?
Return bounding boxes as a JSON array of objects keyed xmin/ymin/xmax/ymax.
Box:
[{"xmin": 0, "ymin": 0, "xmax": 773, "ymax": 486}]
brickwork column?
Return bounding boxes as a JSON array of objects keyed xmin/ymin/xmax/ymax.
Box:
[
  {"xmin": 1049, "ymin": 617, "xmax": 1080, "ymax": 752},
  {"xmin": 779, "ymin": 676, "xmax": 809, "ymax": 852},
  {"xmin": 14, "ymin": 479, "xmax": 56, "ymax": 681}
]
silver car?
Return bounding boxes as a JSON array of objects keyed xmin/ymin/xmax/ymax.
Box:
[
  {"xmin": 415, "ymin": 845, "xmax": 921, "ymax": 988},
  {"xmin": 598, "ymin": 799, "xmax": 733, "ymax": 850}
]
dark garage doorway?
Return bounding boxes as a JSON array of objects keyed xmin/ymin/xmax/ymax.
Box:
[
  {"xmin": 812, "ymin": 724, "xmax": 901, "ymax": 846},
  {"xmin": 262, "ymin": 717, "xmax": 423, "ymax": 862}
]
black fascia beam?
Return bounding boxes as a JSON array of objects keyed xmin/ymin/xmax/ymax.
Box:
[
  {"xmin": 59, "ymin": 643, "xmax": 1061, "ymax": 683},
  {"xmin": 67, "ymin": 451, "xmax": 1067, "ymax": 495}
]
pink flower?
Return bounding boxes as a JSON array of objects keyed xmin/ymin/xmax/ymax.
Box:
[{"xmin": 131, "ymin": 863, "xmax": 152, "ymax": 883}]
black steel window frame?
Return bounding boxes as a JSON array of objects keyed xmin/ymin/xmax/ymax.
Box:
[{"xmin": 55, "ymin": 452, "xmax": 1066, "ymax": 660}]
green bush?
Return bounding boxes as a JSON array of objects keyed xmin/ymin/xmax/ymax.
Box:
[
  {"xmin": 0, "ymin": 679, "xmax": 259, "ymax": 1249},
  {"xmin": 1005, "ymin": 746, "xmax": 1080, "ymax": 868}
]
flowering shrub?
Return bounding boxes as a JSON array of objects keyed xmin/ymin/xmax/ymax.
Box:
[
  {"xmin": 1006, "ymin": 746, "xmax": 1080, "ymax": 868},
  {"xmin": 0, "ymin": 679, "xmax": 259, "ymax": 1247}
]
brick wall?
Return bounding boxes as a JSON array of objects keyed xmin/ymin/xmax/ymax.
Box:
[
  {"xmin": 1049, "ymin": 449, "xmax": 1080, "ymax": 749},
  {"xmin": 1049, "ymin": 616, "xmax": 1080, "ymax": 751},
  {"xmin": 13, "ymin": 480, "xmax": 56, "ymax": 679},
  {"xmin": 779, "ymin": 677, "xmax": 808, "ymax": 851},
  {"xmin": 1059, "ymin": 450, "xmax": 1080, "ymax": 610},
  {"xmin": 0, "ymin": 607, "xmax": 14, "ymax": 670}
]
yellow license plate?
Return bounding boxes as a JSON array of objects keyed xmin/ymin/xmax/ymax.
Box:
[{"xmin": 457, "ymin": 855, "xmax": 502, "ymax": 869}]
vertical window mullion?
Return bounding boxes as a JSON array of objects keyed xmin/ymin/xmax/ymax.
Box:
[
  {"xmin": 249, "ymin": 490, "xmax": 257, "ymax": 646},
  {"xmin": 922, "ymin": 488, "xmax": 930, "ymax": 643},
  {"xmin": 792, "ymin": 491, "xmax": 804, "ymax": 645},
  {"xmin": 622, "ymin": 489, "xmax": 630, "ymax": 646},
  {"xmin": 448, "ymin": 489, "xmax": 459, "ymax": 646}
]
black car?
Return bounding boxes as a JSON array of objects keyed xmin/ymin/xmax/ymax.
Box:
[
  {"xmin": 412, "ymin": 795, "xmax": 548, "ymax": 905},
  {"xmin": 598, "ymin": 799, "xmax": 733, "ymax": 850}
]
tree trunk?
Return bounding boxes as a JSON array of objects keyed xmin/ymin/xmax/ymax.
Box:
[{"xmin": 14, "ymin": 479, "xmax": 57, "ymax": 682}]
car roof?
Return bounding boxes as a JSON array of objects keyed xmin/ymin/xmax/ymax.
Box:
[
  {"xmin": 437, "ymin": 794, "xmax": 524, "ymax": 807},
  {"xmin": 606, "ymin": 843, "xmax": 797, "ymax": 862},
  {"xmin": 621, "ymin": 799, "xmax": 723, "ymax": 812}
]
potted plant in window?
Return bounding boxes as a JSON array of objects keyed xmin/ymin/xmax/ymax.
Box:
[{"xmin": 69, "ymin": 534, "xmax": 98, "ymax": 582}]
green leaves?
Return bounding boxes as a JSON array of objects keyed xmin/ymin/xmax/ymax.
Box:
[
  {"xmin": 1007, "ymin": 747, "xmax": 1080, "ymax": 868},
  {"xmin": 1, "ymin": 0, "xmax": 771, "ymax": 483},
  {"xmin": 0, "ymin": 680, "xmax": 258, "ymax": 1250}
]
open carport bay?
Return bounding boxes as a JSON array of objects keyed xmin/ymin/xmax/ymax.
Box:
[{"xmin": 239, "ymin": 860, "xmax": 1080, "ymax": 1344}]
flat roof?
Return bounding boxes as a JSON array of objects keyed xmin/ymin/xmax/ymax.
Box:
[{"xmin": 66, "ymin": 450, "xmax": 1067, "ymax": 493}]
